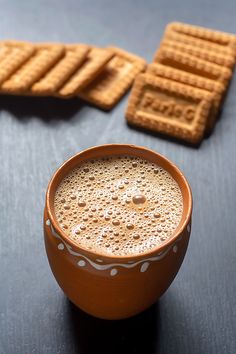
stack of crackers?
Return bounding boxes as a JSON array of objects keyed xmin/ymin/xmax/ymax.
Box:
[
  {"xmin": 0, "ymin": 41, "xmax": 146, "ymax": 110},
  {"xmin": 126, "ymin": 22, "xmax": 236, "ymax": 144}
]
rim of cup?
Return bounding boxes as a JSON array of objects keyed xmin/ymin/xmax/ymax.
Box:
[{"xmin": 46, "ymin": 144, "xmax": 193, "ymax": 262}]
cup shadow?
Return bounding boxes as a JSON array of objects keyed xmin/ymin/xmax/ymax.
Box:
[
  {"xmin": 0, "ymin": 94, "xmax": 87, "ymax": 122},
  {"xmin": 66, "ymin": 300, "xmax": 159, "ymax": 354}
]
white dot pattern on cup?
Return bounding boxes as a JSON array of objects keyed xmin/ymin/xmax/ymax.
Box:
[
  {"xmin": 46, "ymin": 219, "xmax": 51, "ymax": 226},
  {"xmin": 110, "ymin": 268, "xmax": 118, "ymax": 276},
  {"xmin": 49, "ymin": 222, "xmax": 183, "ymax": 277},
  {"xmin": 78, "ymin": 260, "xmax": 86, "ymax": 267},
  {"xmin": 58, "ymin": 243, "xmax": 64, "ymax": 250},
  {"xmin": 140, "ymin": 262, "xmax": 149, "ymax": 272},
  {"xmin": 173, "ymin": 245, "xmax": 178, "ymax": 253}
]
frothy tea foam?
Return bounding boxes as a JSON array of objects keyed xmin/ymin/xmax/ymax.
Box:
[{"xmin": 54, "ymin": 155, "xmax": 183, "ymax": 256}]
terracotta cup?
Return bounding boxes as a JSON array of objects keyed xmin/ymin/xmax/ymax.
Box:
[{"xmin": 44, "ymin": 144, "xmax": 192, "ymax": 319}]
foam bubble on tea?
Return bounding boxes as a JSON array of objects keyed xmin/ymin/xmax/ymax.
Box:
[{"xmin": 54, "ymin": 155, "xmax": 183, "ymax": 256}]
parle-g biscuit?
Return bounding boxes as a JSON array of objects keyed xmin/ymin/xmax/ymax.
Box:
[
  {"xmin": 147, "ymin": 63, "xmax": 225, "ymax": 96},
  {"xmin": 126, "ymin": 73, "xmax": 215, "ymax": 144},
  {"xmin": 154, "ymin": 47, "xmax": 232, "ymax": 86},
  {"xmin": 79, "ymin": 46, "xmax": 147, "ymax": 110},
  {"xmin": 163, "ymin": 30, "xmax": 235, "ymax": 58},
  {"xmin": 1, "ymin": 43, "xmax": 65, "ymax": 93},
  {"xmin": 58, "ymin": 47, "xmax": 114, "ymax": 98},
  {"xmin": 0, "ymin": 41, "xmax": 146, "ymax": 111},
  {"xmin": 147, "ymin": 63, "xmax": 224, "ymax": 133},
  {"xmin": 31, "ymin": 44, "xmax": 90, "ymax": 95},
  {"xmin": 0, "ymin": 45, "xmax": 10, "ymax": 61},
  {"xmin": 156, "ymin": 40, "xmax": 235, "ymax": 69},
  {"xmin": 166, "ymin": 22, "xmax": 236, "ymax": 55},
  {"xmin": 0, "ymin": 41, "xmax": 35, "ymax": 85}
]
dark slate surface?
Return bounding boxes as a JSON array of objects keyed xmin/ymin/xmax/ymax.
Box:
[{"xmin": 0, "ymin": 1, "xmax": 236, "ymax": 353}]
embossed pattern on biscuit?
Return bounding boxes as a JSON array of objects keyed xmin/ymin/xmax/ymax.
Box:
[
  {"xmin": 146, "ymin": 63, "xmax": 222, "ymax": 134},
  {"xmin": 126, "ymin": 73, "xmax": 214, "ymax": 144},
  {"xmin": 58, "ymin": 48, "xmax": 114, "ymax": 97},
  {"xmin": 156, "ymin": 40, "xmax": 235, "ymax": 69},
  {"xmin": 147, "ymin": 63, "xmax": 224, "ymax": 97},
  {"xmin": 155, "ymin": 47, "xmax": 232, "ymax": 85},
  {"xmin": 31, "ymin": 44, "xmax": 89, "ymax": 95},
  {"xmin": 146, "ymin": 63, "xmax": 225, "ymax": 104},
  {"xmin": 0, "ymin": 41, "xmax": 35, "ymax": 85},
  {"xmin": 167, "ymin": 22, "xmax": 236, "ymax": 52},
  {"xmin": 79, "ymin": 46, "xmax": 146, "ymax": 110},
  {"xmin": 0, "ymin": 46, "xmax": 11, "ymax": 62},
  {"xmin": 163, "ymin": 31, "xmax": 235, "ymax": 57},
  {"xmin": 1, "ymin": 43, "xmax": 65, "ymax": 92}
]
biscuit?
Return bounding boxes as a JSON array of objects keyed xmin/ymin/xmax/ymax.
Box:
[
  {"xmin": 0, "ymin": 46, "xmax": 11, "ymax": 62},
  {"xmin": 1, "ymin": 43, "xmax": 65, "ymax": 93},
  {"xmin": 79, "ymin": 46, "xmax": 146, "ymax": 110},
  {"xmin": 156, "ymin": 40, "xmax": 235, "ymax": 69},
  {"xmin": 147, "ymin": 63, "xmax": 224, "ymax": 96},
  {"xmin": 163, "ymin": 30, "xmax": 235, "ymax": 57},
  {"xmin": 31, "ymin": 44, "xmax": 89, "ymax": 95},
  {"xmin": 0, "ymin": 41, "xmax": 35, "ymax": 85},
  {"xmin": 147, "ymin": 63, "xmax": 224, "ymax": 133},
  {"xmin": 126, "ymin": 73, "xmax": 215, "ymax": 144},
  {"xmin": 154, "ymin": 47, "xmax": 232, "ymax": 86},
  {"xmin": 58, "ymin": 47, "xmax": 114, "ymax": 97},
  {"xmin": 167, "ymin": 22, "xmax": 236, "ymax": 54}
]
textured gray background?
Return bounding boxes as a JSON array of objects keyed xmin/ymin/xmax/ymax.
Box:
[{"xmin": 0, "ymin": 0, "xmax": 236, "ymax": 353}]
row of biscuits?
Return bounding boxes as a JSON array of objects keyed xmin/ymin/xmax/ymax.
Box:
[
  {"xmin": 0, "ymin": 41, "xmax": 146, "ymax": 110},
  {"xmin": 126, "ymin": 22, "xmax": 236, "ymax": 144}
]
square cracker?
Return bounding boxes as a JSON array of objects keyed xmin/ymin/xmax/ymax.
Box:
[
  {"xmin": 147, "ymin": 63, "xmax": 224, "ymax": 134},
  {"xmin": 155, "ymin": 39, "xmax": 235, "ymax": 69},
  {"xmin": 166, "ymin": 22, "xmax": 236, "ymax": 56},
  {"xmin": 126, "ymin": 73, "xmax": 215, "ymax": 144},
  {"xmin": 0, "ymin": 46, "xmax": 11, "ymax": 62},
  {"xmin": 154, "ymin": 47, "xmax": 232, "ymax": 86},
  {"xmin": 147, "ymin": 63, "xmax": 225, "ymax": 96},
  {"xmin": 1, "ymin": 43, "xmax": 65, "ymax": 93},
  {"xmin": 58, "ymin": 47, "xmax": 114, "ymax": 98},
  {"xmin": 78, "ymin": 46, "xmax": 146, "ymax": 110},
  {"xmin": 163, "ymin": 30, "xmax": 235, "ymax": 58},
  {"xmin": 0, "ymin": 40, "xmax": 35, "ymax": 85},
  {"xmin": 31, "ymin": 44, "xmax": 90, "ymax": 95}
]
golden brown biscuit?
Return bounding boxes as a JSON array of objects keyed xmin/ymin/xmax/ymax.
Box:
[
  {"xmin": 0, "ymin": 46, "xmax": 11, "ymax": 62},
  {"xmin": 0, "ymin": 41, "xmax": 35, "ymax": 85},
  {"xmin": 167, "ymin": 22, "xmax": 236, "ymax": 54},
  {"xmin": 147, "ymin": 63, "xmax": 224, "ymax": 95},
  {"xmin": 147, "ymin": 63, "xmax": 224, "ymax": 133},
  {"xmin": 79, "ymin": 46, "xmax": 146, "ymax": 110},
  {"xmin": 163, "ymin": 30, "xmax": 235, "ymax": 57},
  {"xmin": 156, "ymin": 40, "xmax": 235, "ymax": 69},
  {"xmin": 1, "ymin": 43, "xmax": 65, "ymax": 93},
  {"xmin": 31, "ymin": 44, "xmax": 89, "ymax": 95},
  {"xmin": 154, "ymin": 47, "xmax": 232, "ymax": 86},
  {"xmin": 58, "ymin": 47, "xmax": 114, "ymax": 98},
  {"xmin": 126, "ymin": 73, "xmax": 215, "ymax": 144}
]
